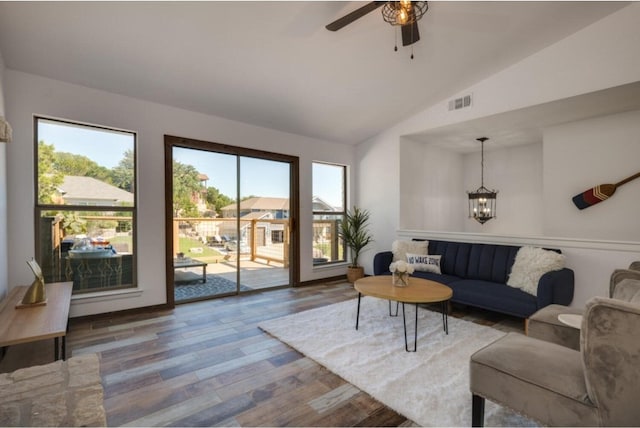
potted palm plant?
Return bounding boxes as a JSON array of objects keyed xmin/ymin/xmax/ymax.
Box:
[{"xmin": 339, "ymin": 206, "xmax": 374, "ymax": 283}]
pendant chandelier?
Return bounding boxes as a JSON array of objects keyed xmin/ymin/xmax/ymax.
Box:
[{"xmin": 467, "ymin": 137, "xmax": 498, "ymax": 224}]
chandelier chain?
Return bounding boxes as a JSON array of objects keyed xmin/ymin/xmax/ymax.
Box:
[{"xmin": 481, "ymin": 138, "xmax": 484, "ymax": 188}]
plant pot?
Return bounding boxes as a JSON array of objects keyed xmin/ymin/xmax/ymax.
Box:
[{"xmin": 347, "ymin": 266, "xmax": 365, "ymax": 283}]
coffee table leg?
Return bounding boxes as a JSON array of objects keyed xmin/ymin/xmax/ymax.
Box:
[
  {"xmin": 442, "ymin": 301, "xmax": 449, "ymax": 335},
  {"xmin": 402, "ymin": 303, "xmax": 419, "ymax": 352},
  {"xmin": 356, "ymin": 292, "xmax": 362, "ymax": 330},
  {"xmin": 388, "ymin": 300, "xmax": 399, "ymax": 317}
]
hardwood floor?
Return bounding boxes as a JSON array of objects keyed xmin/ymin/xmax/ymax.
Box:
[
  {"xmin": 70, "ymin": 281, "xmax": 415, "ymax": 427},
  {"xmin": 0, "ymin": 280, "xmax": 524, "ymax": 426}
]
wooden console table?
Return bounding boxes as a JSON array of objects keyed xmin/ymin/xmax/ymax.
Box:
[{"xmin": 0, "ymin": 282, "xmax": 73, "ymax": 361}]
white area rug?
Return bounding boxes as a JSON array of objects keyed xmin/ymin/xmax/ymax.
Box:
[{"xmin": 259, "ymin": 297, "xmax": 537, "ymax": 427}]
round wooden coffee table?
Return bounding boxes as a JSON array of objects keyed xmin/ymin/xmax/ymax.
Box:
[{"xmin": 354, "ymin": 275, "xmax": 453, "ymax": 352}]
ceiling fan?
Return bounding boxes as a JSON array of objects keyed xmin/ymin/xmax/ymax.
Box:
[{"xmin": 325, "ymin": 1, "xmax": 429, "ymax": 47}]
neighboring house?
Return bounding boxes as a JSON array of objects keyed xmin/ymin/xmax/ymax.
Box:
[
  {"xmin": 312, "ymin": 196, "xmax": 339, "ymax": 214},
  {"xmin": 312, "ymin": 195, "xmax": 341, "ymax": 244},
  {"xmin": 220, "ymin": 197, "xmax": 289, "ymax": 219},
  {"xmin": 218, "ymin": 211, "xmax": 277, "ymax": 245},
  {"xmin": 56, "ymin": 176, "xmax": 134, "ymax": 206}
]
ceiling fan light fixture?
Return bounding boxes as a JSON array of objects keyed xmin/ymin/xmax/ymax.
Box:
[
  {"xmin": 397, "ymin": 7, "xmax": 409, "ymax": 25},
  {"xmin": 382, "ymin": 1, "xmax": 428, "ymax": 26}
]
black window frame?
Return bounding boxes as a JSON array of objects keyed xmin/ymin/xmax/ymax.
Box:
[{"xmin": 34, "ymin": 116, "xmax": 138, "ymax": 294}]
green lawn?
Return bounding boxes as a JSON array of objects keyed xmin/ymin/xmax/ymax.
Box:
[
  {"xmin": 178, "ymin": 237, "xmax": 224, "ymax": 260},
  {"xmin": 107, "ymin": 235, "xmax": 224, "ymax": 262}
]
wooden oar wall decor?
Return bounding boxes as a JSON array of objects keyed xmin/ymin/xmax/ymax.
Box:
[{"xmin": 572, "ymin": 171, "xmax": 640, "ymax": 210}]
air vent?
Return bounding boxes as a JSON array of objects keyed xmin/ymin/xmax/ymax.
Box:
[{"xmin": 448, "ymin": 93, "xmax": 473, "ymax": 111}]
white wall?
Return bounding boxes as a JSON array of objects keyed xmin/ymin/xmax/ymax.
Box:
[
  {"xmin": 399, "ymin": 140, "xmax": 543, "ymax": 235},
  {"xmin": 0, "ymin": 50, "xmax": 7, "ymax": 299},
  {"xmin": 543, "ymin": 110, "xmax": 640, "ymax": 242},
  {"xmin": 400, "ymin": 139, "xmax": 465, "ymax": 231},
  {"xmin": 5, "ymin": 70, "xmax": 355, "ymax": 317},
  {"xmin": 357, "ymin": 128, "xmax": 400, "ymax": 269},
  {"xmin": 463, "ymin": 142, "xmax": 543, "ymax": 236},
  {"xmin": 357, "ymin": 3, "xmax": 640, "ymax": 304}
]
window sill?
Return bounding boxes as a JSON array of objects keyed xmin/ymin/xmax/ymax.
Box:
[
  {"xmin": 312, "ymin": 261, "xmax": 349, "ymax": 271},
  {"xmin": 70, "ymin": 287, "xmax": 143, "ymax": 304}
]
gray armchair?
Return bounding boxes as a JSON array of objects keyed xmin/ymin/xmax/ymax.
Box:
[
  {"xmin": 470, "ymin": 294, "xmax": 640, "ymax": 426},
  {"xmin": 526, "ymin": 262, "xmax": 640, "ymax": 351}
]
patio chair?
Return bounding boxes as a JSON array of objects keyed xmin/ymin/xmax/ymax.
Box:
[
  {"xmin": 207, "ymin": 235, "xmax": 224, "ymax": 246},
  {"xmin": 470, "ymin": 293, "xmax": 640, "ymax": 426}
]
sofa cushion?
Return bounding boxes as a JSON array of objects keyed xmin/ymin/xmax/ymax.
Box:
[
  {"xmin": 411, "ymin": 270, "xmax": 461, "ymax": 285},
  {"xmin": 392, "ymin": 240, "xmax": 428, "ymax": 262},
  {"xmin": 427, "ymin": 240, "xmax": 472, "ymax": 278},
  {"xmin": 507, "ymin": 246, "xmax": 566, "ymax": 296},
  {"xmin": 450, "ymin": 279, "xmax": 538, "ymax": 318},
  {"xmin": 466, "ymin": 244, "xmax": 520, "ymax": 284}
]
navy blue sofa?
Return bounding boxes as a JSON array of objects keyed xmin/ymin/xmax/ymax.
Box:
[{"xmin": 373, "ymin": 239, "xmax": 574, "ymax": 318}]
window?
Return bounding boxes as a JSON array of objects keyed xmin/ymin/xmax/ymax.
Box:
[
  {"xmin": 35, "ymin": 117, "xmax": 136, "ymax": 294},
  {"xmin": 312, "ymin": 162, "xmax": 346, "ymax": 265}
]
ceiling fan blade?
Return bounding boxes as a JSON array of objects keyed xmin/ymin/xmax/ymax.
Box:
[
  {"xmin": 325, "ymin": 1, "xmax": 386, "ymax": 31},
  {"xmin": 401, "ymin": 21, "xmax": 420, "ymax": 46}
]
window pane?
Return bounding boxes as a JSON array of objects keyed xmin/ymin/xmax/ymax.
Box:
[
  {"xmin": 312, "ymin": 162, "xmax": 346, "ymax": 266},
  {"xmin": 37, "ymin": 118, "xmax": 135, "ymax": 206},
  {"xmin": 312, "ymin": 162, "xmax": 344, "ymax": 212},
  {"xmin": 38, "ymin": 210, "xmax": 134, "ymax": 293},
  {"xmin": 312, "ymin": 214, "xmax": 345, "ymax": 264}
]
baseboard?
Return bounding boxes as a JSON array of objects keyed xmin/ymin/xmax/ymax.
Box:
[
  {"xmin": 70, "ymin": 303, "xmax": 171, "ymax": 322},
  {"xmin": 298, "ymin": 275, "xmax": 347, "ymax": 287}
]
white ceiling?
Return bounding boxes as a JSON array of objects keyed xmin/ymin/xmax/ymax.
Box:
[{"xmin": 0, "ymin": 1, "xmax": 630, "ymax": 145}]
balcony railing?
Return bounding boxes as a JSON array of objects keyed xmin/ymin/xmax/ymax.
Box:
[
  {"xmin": 173, "ymin": 217, "xmax": 291, "ymax": 267},
  {"xmin": 312, "ymin": 219, "xmax": 344, "ymax": 264}
]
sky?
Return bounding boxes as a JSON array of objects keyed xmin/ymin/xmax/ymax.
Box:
[
  {"xmin": 173, "ymin": 147, "xmax": 291, "ymax": 200},
  {"xmin": 175, "ymin": 149, "xmax": 345, "ymax": 208},
  {"xmin": 38, "ymin": 119, "xmax": 344, "ymax": 208},
  {"xmin": 38, "ymin": 119, "xmax": 133, "ymax": 169}
]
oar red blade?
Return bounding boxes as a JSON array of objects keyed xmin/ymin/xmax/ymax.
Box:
[{"xmin": 572, "ymin": 185, "xmax": 611, "ymax": 210}]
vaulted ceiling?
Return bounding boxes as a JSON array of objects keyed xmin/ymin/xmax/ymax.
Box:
[{"xmin": 0, "ymin": 1, "xmax": 628, "ymax": 144}]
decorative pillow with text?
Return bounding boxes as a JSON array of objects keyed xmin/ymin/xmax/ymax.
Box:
[{"xmin": 406, "ymin": 253, "xmax": 442, "ymax": 274}]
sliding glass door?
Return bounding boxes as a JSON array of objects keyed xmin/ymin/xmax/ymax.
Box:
[{"xmin": 165, "ymin": 136, "xmax": 299, "ymax": 305}]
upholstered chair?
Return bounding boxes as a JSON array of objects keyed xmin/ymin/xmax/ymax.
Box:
[
  {"xmin": 470, "ymin": 295, "xmax": 640, "ymax": 426},
  {"xmin": 526, "ymin": 263, "xmax": 640, "ymax": 350}
]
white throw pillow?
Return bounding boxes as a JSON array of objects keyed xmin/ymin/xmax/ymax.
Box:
[
  {"xmin": 507, "ymin": 246, "xmax": 565, "ymax": 296},
  {"xmin": 392, "ymin": 240, "xmax": 428, "ymax": 262},
  {"xmin": 406, "ymin": 253, "xmax": 442, "ymax": 274}
]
